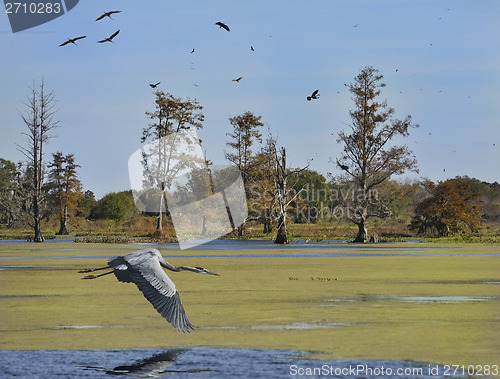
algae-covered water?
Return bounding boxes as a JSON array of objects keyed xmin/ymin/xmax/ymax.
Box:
[{"xmin": 0, "ymin": 241, "xmax": 499, "ymax": 377}]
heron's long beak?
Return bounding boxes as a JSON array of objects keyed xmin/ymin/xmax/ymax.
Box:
[{"xmin": 205, "ymin": 270, "xmax": 220, "ymax": 276}]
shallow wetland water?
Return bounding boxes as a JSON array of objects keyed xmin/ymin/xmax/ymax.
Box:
[{"xmin": 0, "ymin": 240, "xmax": 499, "ymax": 377}]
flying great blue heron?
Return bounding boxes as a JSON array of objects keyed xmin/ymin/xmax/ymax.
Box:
[{"xmin": 79, "ymin": 248, "xmax": 219, "ymax": 333}]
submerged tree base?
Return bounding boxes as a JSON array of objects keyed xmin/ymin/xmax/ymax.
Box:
[{"xmin": 274, "ymin": 234, "xmax": 288, "ymax": 244}]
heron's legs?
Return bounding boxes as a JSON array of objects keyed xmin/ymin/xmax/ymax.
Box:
[
  {"xmin": 78, "ymin": 266, "xmax": 110, "ymax": 273},
  {"xmin": 82, "ymin": 270, "xmax": 115, "ymax": 280}
]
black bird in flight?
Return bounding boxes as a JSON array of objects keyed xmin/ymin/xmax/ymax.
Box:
[
  {"xmin": 215, "ymin": 21, "xmax": 230, "ymax": 32},
  {"xmin": 98, "ymin": 30, "xmax": 120, "ymax": 43},
  {"xmin": 95, "ymin": 10, "xmax": 121, "ymax": 21},
  {"xmin": 59, "ymin": 36, "xmax": 86, "ymax": 47},
  {"xmin": 250, "ymin": 45, "xmax": 254, "ymax": 51},
  {"xmin": 149, "ymin": 82, "xmax": 160, "ymax": 88},
  {"xmin": 191, "ymin": 48, "xmax": 195, "ymax": 53},
  {"xmin": 307, "ymin": 89, "xmax": 320, "ymax": 101},
  {"xmin": 232, "ymin": 77, "xmax": 242, "ymax": 82}
]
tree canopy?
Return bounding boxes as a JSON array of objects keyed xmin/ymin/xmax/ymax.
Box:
[
  {"xmin": 90, "ymin": 191, "xmax": 137, "ymax": 221},
  {"xmin": 409, "ymin": 178, "xmax": 482, "ymax": 236}
]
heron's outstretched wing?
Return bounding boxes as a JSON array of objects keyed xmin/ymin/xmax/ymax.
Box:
[{"xmin": 109, "ymin": 250, "xmax": 194, "ymax": 333}]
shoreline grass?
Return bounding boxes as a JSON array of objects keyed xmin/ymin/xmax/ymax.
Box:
[{"xmin": 2, "ymin": 216, "xmax": 500, "ymax": 244}]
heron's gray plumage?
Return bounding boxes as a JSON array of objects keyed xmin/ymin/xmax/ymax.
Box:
[
  {"xmin": 109, "ymin": 249, "xmax": 194, "ymax": 333},
  {"xmin": 80, "ymin": 248, "xmax": 218, "ymax": 332}
]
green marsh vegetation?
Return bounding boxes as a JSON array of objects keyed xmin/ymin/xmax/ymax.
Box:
[{"xmin": 0, "ymin": 242, "xmax": 498, "ymax": 367}]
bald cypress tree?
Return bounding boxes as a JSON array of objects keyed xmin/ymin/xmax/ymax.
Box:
[
  {"xmin": 225, "ymin": 111, "xmax": 263, "ymax": 237},
  {"xmin": 335, "ymin": 66, "xmax": 418, "ymax": 242},
  {"xmin": 47, "ymin": 152, "xmax": 82, "ymax": 235},
  {"xmin": 143, "ymin": 91, "xmax": 204, "ymax": 236}
]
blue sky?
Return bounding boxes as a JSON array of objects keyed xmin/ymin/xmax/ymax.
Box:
[{"xmin": 1, "ymin": 0, "xmax": 499, "ymax": 198}]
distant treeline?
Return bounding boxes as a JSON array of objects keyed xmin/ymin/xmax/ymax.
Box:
[{"xmin": 1, "ymin": 156, "xmax": 499, "ymax": 238}]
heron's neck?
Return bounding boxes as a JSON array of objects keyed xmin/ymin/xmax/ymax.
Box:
[{"xmin": 159, "ymin": 257, "xmax": 198, "ymax": 273}]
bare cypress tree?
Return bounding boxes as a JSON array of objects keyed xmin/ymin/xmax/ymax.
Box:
[
  {"xmin": 17, "ymin": 80, "xmax": 60, "ymax": 242},
  {"xmin": 269, "ymin": 141, "xmax": 310, "ymax": 244},
  {"xmin": 336, "ymin": 66, "xmax": 418, "ymax": 242}
]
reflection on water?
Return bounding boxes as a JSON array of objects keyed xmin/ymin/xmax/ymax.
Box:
[
  {"xmin": 0, "ymin": 348, "xmax": 468, "ymax": 378},
  {"xmin": 81, "ymin": 349, "xmax": 211, "ymax": 377}
]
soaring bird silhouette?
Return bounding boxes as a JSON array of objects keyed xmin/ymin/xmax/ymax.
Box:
[
  {"xmin": 59, "ymin": 36, "xmax": 86, "ymax": 47},
  {"xmin": 79, "ymin": 249, "xmax": 220, "ymax": 333},
  {"xmin": 98, "ymin": 30, "xmax": 120, "ymax": 43},
  {"xmin": 95, "ymin": 10, "xmax": 121, "ymax": 21},
  {"xmin": 191, "ymin": 48, "xmax": 195, "ymax": 54},
  {"xmin": 215, "ymin": 21, "xmax": 230, "ymax": 31},
  {"xmin": 307, "ymin": 89, "xmax": 320, "ymax": 101},
  {"xmin": 149, "ymin": 82, "xmax": 160, "ymax": 88},
  {"xmin": 232, "ymin": 77, "xmax": 242, "ymax": 82}
]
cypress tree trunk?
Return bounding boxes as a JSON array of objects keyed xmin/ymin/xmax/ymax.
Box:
[
  {"xmin": 155, "ymin": 183, "xmax": 164, "ymax": 235},
  {"xmin": 57, "ymin": 205, "xmax": 68, "ymax": 235},
  {"xmin": 33, "ymin": 196, "xmax": 44, "ymax": 242},
  {"xmin": 274, "ymin": 148, "xmax": 288, "ymax": 244},
  {"xmin": 354, "ymin": 221, "xmax": 367, "ymax": 243},
  {"xmin": 274, "ymin": 213, "xmax": 288, "ymax": 244}
]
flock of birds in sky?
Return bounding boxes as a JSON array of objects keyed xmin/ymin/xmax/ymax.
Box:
[
  {"xmin": 59, "ymin": 11, "xmax": 322, "ymax": 101},
  {"xmin": 59, "ymin": 10, "xmax": 121, "ymax": 47},
  {"xmin": 147, "ymin": 18, "xmax": 319, "ymax": 101}
]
